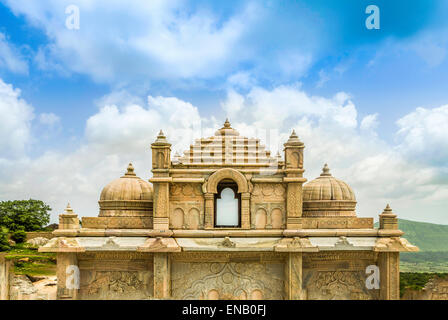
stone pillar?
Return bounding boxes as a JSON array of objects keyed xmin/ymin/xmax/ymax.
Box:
[
  {"xmin": 0, "ymin": 253, "xmax": 11, "ymax": 300},
  {"xmin": 151, "ymin": 130, "xmax": 172, "ymax": 231},
  {"xmin": 56, "ymin": 253, "xmax": 79, "ymax": 300},
  {"xmin": 285, "ymin": 253, "xmax": 305, "ymax": 300},
  {"xmin": 283, "ymin": 130, "xmax": 306, "ymax": 229},
  {"xmin": 59, "ymin": 203, "xmax": 79, "ymax": 230},
  {"xmin": 204, "ymin": 193, "xmax": 214, "ymax": 229},
  {"xmin": 241, "ymin": 192, "xmax": 251, "ymax": 229},
  {"xmin": 379, "ymin": 252, "xmax": 400, "ymax": 300},
  {"xmin": 379, "ymin": 204, "xmax": 398, "ymax": 230},
  {"xmin": 154, "ymin": 253, "xmax": 170, "ymax": 299},
  {"xmin": 153, "ymin": 182, "xmax": 170, "ymax": 230}
]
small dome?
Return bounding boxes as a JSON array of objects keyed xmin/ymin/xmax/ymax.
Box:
[
  {"xmin": 302, "ymin": 164, "xmax": 356, "ymax": 217},
  {"xmin": 99, "ymin": 163, "xmax": 153, "ymax": 217}
]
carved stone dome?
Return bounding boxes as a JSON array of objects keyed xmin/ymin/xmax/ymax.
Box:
[
  {"xmin": 99, "ymin": 163, "xmax": 153, "ymax": 217},
  {"xmin": 302, "ymin": 164, "xmax": 356, "ymax": 217}
]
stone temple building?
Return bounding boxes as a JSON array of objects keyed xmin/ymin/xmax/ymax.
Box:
[{"xmin": 40, "ymin": 120, "xmax": 418, "ymax": 300}]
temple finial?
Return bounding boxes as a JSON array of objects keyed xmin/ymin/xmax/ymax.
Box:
[
  {"xmin": 125, "ymin": 163, "xmax": 136, "ymax": 176},
  {"xmin": 64, "ymin": 202, "xmax": 74, "ymax": 214},
  {"xmin": 215, "ymin": 118, "xmax": 239, "ymax": 136},
  {"xmin": 383, "ymin": 204, "xmax": 394, "ymax": 214},
  {"xmin": 321, "ymin": 163, "xmax": 331, "ymax": 176},
  {"xmin": 291, "ymin": 129, "xmax": 297, "ymax": 137},
  {"xmin": 153, "ymin": 129, "xmax": 169, "ymax": 144},
  {"xmin": 285, "ymin": 129, "xmax": 302, "ymax": 145}
]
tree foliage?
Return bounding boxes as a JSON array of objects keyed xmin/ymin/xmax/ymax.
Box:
[
  {"xmin": 0, "ymin": 199, "xmax": 51, "ymax": 232},
  {"xmin": 0, "ymin": 226, "xmax": 9, "ymax": 251}
]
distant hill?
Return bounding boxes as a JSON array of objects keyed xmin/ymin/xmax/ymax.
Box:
[
  {"xmin": 398, "ymin": 219, "xmax": 448, "ymax": 252},
  {"xmin": 374, "ymin": 219, "xmax": 448, "ymax": 272},
  {"xmin": 374, "ymin": 219, "xmax": 448, "ymax": 251}
]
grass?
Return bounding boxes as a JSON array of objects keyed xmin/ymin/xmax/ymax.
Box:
[
  {"xmin": 4, "ymin": 243, "xmax": 56, "ymax": 276},
  {"xmin": 399, "ymin": 251, "xmax": 448, "ymax": 273}
]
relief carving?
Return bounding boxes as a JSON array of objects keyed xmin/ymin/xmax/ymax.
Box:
[
  {"xmin": 304, "ymin": 271, "xmax": 377, "ymax": 300},
  {"xmin": 251, "ymin": 203, "xmax": 285, "ymax": 229},
  {"xmin": 79, "ymin": 271, "xmax": 153, "ymax": 300},
  {"xmin": 171, "ymin": 262, "xmax": 284, "ymax": 300}
]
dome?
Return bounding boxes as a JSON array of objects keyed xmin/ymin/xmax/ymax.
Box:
[
  {"xmin": 302, "ymin": 164, "xmax": 356, "ymax": 217},
  {"xmin": 99, "ymin": 163, "xmax": 153, "ymax": 217}
]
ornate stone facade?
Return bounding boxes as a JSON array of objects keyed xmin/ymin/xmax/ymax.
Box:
[{"xmin": 40, "ymin": 120, "xmax": 418, "ymax": 300}]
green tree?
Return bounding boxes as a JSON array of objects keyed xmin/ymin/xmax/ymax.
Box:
[
  {"xmin": 0, "ymin": 199, "xmax": 51, "ymax": 232},
  {"xmin": 0, "ymin": 226, "xmax": 10, "ymax": 251}
]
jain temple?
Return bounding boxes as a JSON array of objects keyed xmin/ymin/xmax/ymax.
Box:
[{"xmin": 40, "ymin": 120, "xmax": 418, "ymax": 300}]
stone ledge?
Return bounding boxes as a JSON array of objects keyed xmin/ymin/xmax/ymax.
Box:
[
  {"xmin": 82, "ymin": 216, "xmax": 152, "ymax": 229},
  {"xmin": 301, "ymin": 217, "xmax": 374, "ymax": 229}
]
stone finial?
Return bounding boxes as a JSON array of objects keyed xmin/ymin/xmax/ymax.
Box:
[
  {"xmin": 320, "ymin": 163, "xmax": 332, "ymax": 177},
  {"xmin": 64, "ymin": 202, "xmax": 74, "ymax": 214},
  {"xmin": 215, "ymin": 118, "xmax": 239, "ymax": 136},
  {"xmin": 124, "ymin": 163, "xmax": 136, "ymax": 176},
  {"xmin": 290, "ymin": 129, "xmax": 298, "ymax": 138},
  {"xmin": 285, "ymin": 129, "xmax": 303, "ymax": 145},
  {"xmin": 383, "ymin": 204, "xmax": 393, "ymax": 214},
  {"xmin": 379, "ymin": 204, "xmax": 398, "ymax": 230},
  {"xmin": 59, "ymin": 202, "xmax": 79, "ymax": 230},
  {"xmin": 153, "ymin": 129, "xmax": 170, "ymax": 144}
]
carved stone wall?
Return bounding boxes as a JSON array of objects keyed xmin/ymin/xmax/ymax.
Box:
[
  {"xmin": 250, "ymin": 183, "xmax": 286, "ymax": 229},
  {"xmin": 302, "ymin": 252, "xmax": 379, "ymax": 300},
  {"xmin": 169, "ymin": 183, "xmax": 204, "ymax": 229},
  {"xmin": 171, "ymin": 253, "xmax": 285, "ymax": 300},
  {"xmin": 77, "ymin": 252, "xmax": 153, "ymax": 300},
  {"xmin": 0, "ymin": 253, "xmax": 11, "ymax": 300}
]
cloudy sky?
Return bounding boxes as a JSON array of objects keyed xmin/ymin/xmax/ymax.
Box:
[{"xmin": 0, "ymin": 0, "xmax": 447, "ymax": 224}]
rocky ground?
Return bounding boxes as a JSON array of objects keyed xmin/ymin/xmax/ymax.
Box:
[{"xmin": 9, "ymin": 274, "xmax": 57, "ymax": 300}]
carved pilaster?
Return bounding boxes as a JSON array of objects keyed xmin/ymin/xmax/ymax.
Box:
[
  {"xmin": 56, "ymin": 253, "xmax": 78, "ymax": 300},
  {"xmin": 286, "ymin": 182, "xmax": 304, "ymax": 229},
  {"xmin": 241, "ymin": 192, "xmax": 251, "ymax": 229},
  {"xmin": 285, "ymin": 253, "xmax": 305, "ymax": 300},
  {"xmin": 154, "ymin": 253, "xmax": 170, "ymax": 299},
  {"xmin": 153, "ymin": 182, "xmax": 170, "ymax": 230},
  {"xmin": 379, "ymin": 252, "xmax": 400, "ymax": 300},
  {"xmin": 204, "ymin": 193, "xmax": 214, "ymax": 229}
]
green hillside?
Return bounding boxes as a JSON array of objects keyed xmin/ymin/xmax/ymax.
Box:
[
  {"xmin": 387, "ymin": 219, "xmax": 448, "ymax": 272},
  {"xmin": 398, "ymin": 219, "xmax": 448, "ymax": 252}
]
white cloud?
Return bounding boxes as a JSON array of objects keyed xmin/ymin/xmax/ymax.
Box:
[
  {"xmin": 4, "ymin": 0, "xmax": 259, "ymax": 82},
  {"xmin": 0, "ymin": 33, "xmax": 28, "ymax": 74},
  {"xmin": 360, "ymin": 113, "xmax": 379, "ymax": 131},
  {"xmin": 0, "ymin": 79, "xmax": 447, "ymax": 224},
  {"xmin": 316, "ymin": 69, "xmax": 330, "ymax": 88},
  {"xmin": 277, "ymin": 52, "xmax": 312, "ymax": 78},
  {"xmin": 39, "ymin": 112, "xmax": 60, "ymax": 126},
  {"xmin": 396, "ymin": 105, "xmax": 448, "ymax": 167},
  {"xmin": 0, "ymin": 79, "xmax": 34, "ymax": 159}
]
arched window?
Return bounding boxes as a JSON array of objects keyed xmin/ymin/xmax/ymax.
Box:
[{"xmin": 214, "ymin": 181, "xmax": 240, "ymax": 227}]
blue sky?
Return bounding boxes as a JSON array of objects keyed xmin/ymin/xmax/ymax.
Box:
[{"xmin": 0, "ymin": 0, "xmax": 447, "ymax": 224}]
